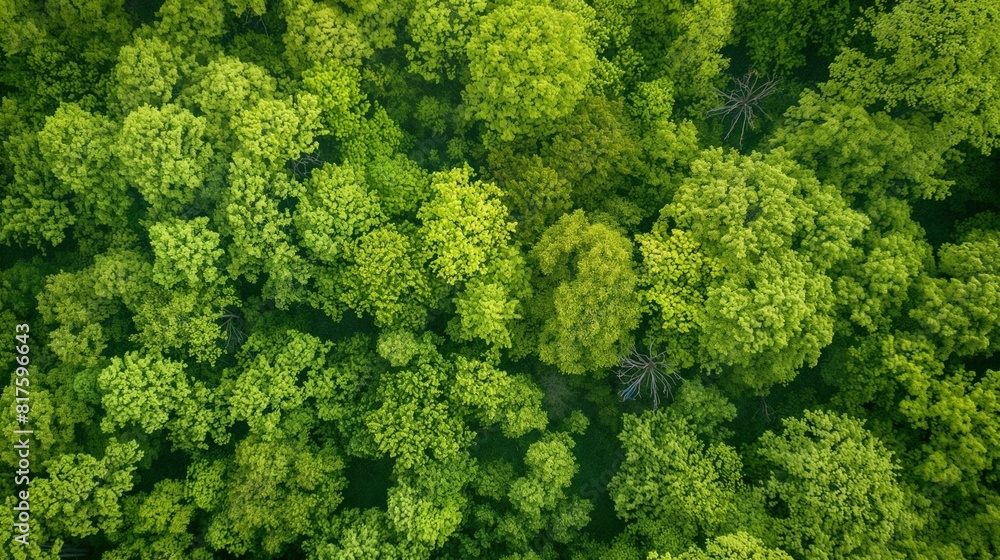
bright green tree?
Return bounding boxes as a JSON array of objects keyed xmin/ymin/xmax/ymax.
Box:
[
  {"xmin": 446, "ymin": 275, "xmax": 524, "ymax": 351},
  {"xmin": 306, "ymin": 508, "xmax": 406, "ymax": 559},
  {"xmin": 660, "ymin": 0, "xmax": 735, "ymax": 108},
  {"xmin": 148, "ymin": 216, "xmax": 225, "ymax": 290},
  {"xmin": 449, "ymin": 356, "xmax": 548, "ymax": 438},
  {"xmin": 305, "ymin": 334, "xmax": 381, "ymax": 452},
  {"xmin": 362, "ymin": 152, "xmax": 431, "ymax": 218},
  {"xmin": 222, "ymin": 329, "xmax": 330, "ymax": 439},
  {"xmin": 216, "ymin": 153, "xmax": 310, "ymax": 308},
  {"xmin": 364, "ymin": 361, "xmax": 473, "ymax": 471},
  {"xmin": 463, "ymin": 0, "xmax": 598, "ymax": 142},
  {"xmin": 756, "ymin": 410, "xmax": 909, "ymax": 559},
  {"xmin": 405, "ymin": 0, "xmax": 486, "ymax": 83},
  {"xmin": 649, "ymin": 532, "xmax": 793, "ymax": 560},
  {"xmin": 525, "ymin": 210, "xmax": 641, "ymax": 374},
  {"xmin": 1, "ymin": 131, "xmax": 76, "ymax": 248},
  {"xmin": 110, "ymin": 36, "xmax": 183, "ymax": 115},
  {"xmin": 388, "ymin": 453, "xmax": 477, "ymax": 552},
  {"xmin": 232, "ymin": 93, "xmax": 324, "ymax": 170},
  {"xmin": 36, "ymin": 249, "xmax": 151, "ymax": 367},
  {"xmin": 830, "ymin": 197, "xmax": 933, "ymax": 335},
  {"xmin": 609, "ymin": 411, "xmax": 744, "ymax": 554},
  {"xmin": 417, "ymin": 165, "xmax": 516, "ymax": 285},
  {"xmin": 37, "ymin": 102, "xmax": 128, "ymax": 231},
  {"xmin": 770, "ymin": 89, "xmax": 953, "ymax": 201},
  {"xmin": 179, "ymin": 54, "xmax": 278, "ymax": 145},
  {"xmin": 201, "ymin": 437, "xmax": 346, "ymax": 556},
  {"xmin": 909, "ymin": 226, "xmax": 1000, "ymax": 360},
  {"xmin": 282, "ymin": 0, "xmax": 373, "ymax": 72},
  {"xmin": 97, "ymin": 352, "xmax": 190, "ymax": 435},
  {"xmin": 133, "ymin": 217, "xmax": 236, "ymax": 364},
  {"xmin": 506, "ymin": 432, "xmax": 592, "ymax": 545},
  {"xmin": 639, "ymin": 148, "xmax": 867, "ymax": 391},
  {"xmin": 825, "ymin": 0, "xmax": 1000, "ymax": 154},
  {"xmin": 300, "ymin": 59, "xmax": 367, "ymax": 141},
  {"xmin": 336, "ymin": 224, "xmax": 433, "ymax": 330},
  {"xmin": 114, "ymin": 104, "xmax": 214, "ymax": 219},
  {"xmin": 900, "ymin": 366, "xmax": 1000, "ymax": 486},
  {"xmin": 31, "ymin": 438, "xmax": 144, "ymax": 539},
  {"xmin": 294, "ymin": 162, "xmax": 387, "ymax": 264},
  {"xmin": 104, "ymin": 479, "xmax": 210, "ymax": 560}
]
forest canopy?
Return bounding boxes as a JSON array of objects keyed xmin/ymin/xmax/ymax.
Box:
[{"xmin": 1, "ymin": 0, "xmax": 999, "ymax": 558}]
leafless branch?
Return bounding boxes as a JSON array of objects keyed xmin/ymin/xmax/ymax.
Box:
[
  {"xmin": 289, "ymin": 152, "xmax": 323, "ymax": 179},
  {"xmin": 616, "ymin": 343, "xmax": 684, "ymax": 411},
  {"xmin": 219, "ymin": 311, "xmax": 247, "ymax": 353},
  {"xmin": 708, "ymin": 70, "xmax": 780, "ymax": 147}
]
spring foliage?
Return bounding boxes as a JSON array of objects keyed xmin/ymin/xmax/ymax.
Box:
[{"xmin": 1, "ymin": 0, "xmax": 998, "ymax": 558}]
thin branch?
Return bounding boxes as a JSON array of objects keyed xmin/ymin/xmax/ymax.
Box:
[
  {"xmin": 707, "ymin": 70, "xmax": 780, "ymax": 147},
  {"xmin": 289, "ymin": 152, "xmax": 323, "ymax": 179},
  {"xmin": 616, "ymin": 344, "xmax": 683, "ymax": 411},
  {"xmin": 219, "ymin": 311, "xmax": 247, "ymax": 353},
  {"xmin": 751, "ymin": 395, "xmax": 775, "ymax": 424}
]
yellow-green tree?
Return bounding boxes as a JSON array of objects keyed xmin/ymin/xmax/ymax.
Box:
[
  {"xmin": 639, "ymin": 149, "xmax": 866, "ymax": 392},
  {"xmin": 524, "ymin": 210, "xmax": 641, "ymax": 374},
  {"xmin": 463, "ymin": 0, "xmax": 598, "ymax": 142}
]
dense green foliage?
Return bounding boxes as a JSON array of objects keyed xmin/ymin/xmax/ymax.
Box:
[{"xmin": 2, "ymin": 0, "xmax": 999, "ymax": 558}]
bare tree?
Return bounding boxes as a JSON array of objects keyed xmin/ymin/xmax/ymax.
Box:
[
  {"xmin": 289, "ymin": 152, "xmax": 323, "ymax": 179},
  {"xmin": 616, "ymin": 344, "xmax": 683, "ymax": 411},
  {"xmin": 752, "ymin": 395, "xmax": 776, "ymax": 424},
  {"xmin": 708, "ymin": 70, "xmax": 780, "ymax": 147},
  {"xmin": 219, "ymin": 310, "xmax": 247, "ymax": 353}
]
